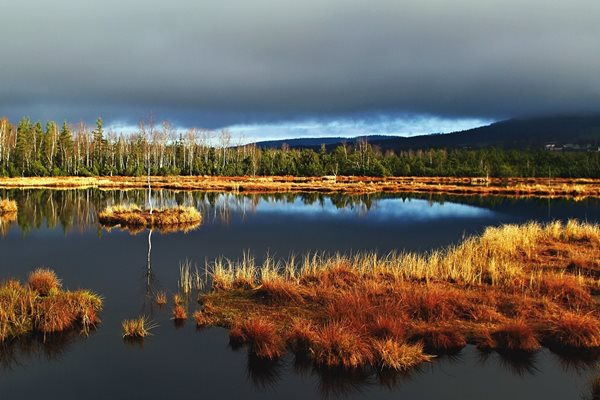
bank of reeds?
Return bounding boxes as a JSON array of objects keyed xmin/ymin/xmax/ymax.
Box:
[
  {"xmin": 0, "ymin": 269, "xmax": 103, "ymax": 341},
  {"xmin": 98, "ymin": 204, "xmax": 201, "ymax": 233},
  {"xmin": 1, "ymin": 176, "xmax": 599, "ymax": 198},
  {"xmin": 192, "ymin": 220, "xmax": 600, "ymax": 371}
]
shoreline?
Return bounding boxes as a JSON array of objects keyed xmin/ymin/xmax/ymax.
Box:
[{"xmin": 0, "ymin": 176, "xmax": 600, "ymax": 198}]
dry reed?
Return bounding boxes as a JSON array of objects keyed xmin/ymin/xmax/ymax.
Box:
[
  {"xmin": 0, "ymin": 272, "xmax": 103, "ymax": 341},
  {"xmin": 98, "ymin": 204, "xmax": 201, "ymax": 232},
  {"xmin": 195, "ymin": 220, "xmax": 600, "ymax": 371}
]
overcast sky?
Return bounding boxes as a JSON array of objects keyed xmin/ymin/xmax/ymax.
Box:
[{"xmin": 1, "ymin": 0, "xmax": 599, "ymax": 139}]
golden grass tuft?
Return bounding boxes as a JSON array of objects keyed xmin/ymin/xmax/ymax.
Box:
[
  {"xmin": 122, "ymin": 316, "xmax": 156, "ymax": 338},
  {"xmin": 193, "ymin": 310, "xmax": 217, "ymax": 327},
  {"xmin": 172, "ymin": 305, "xmax": 188, "ymax": 321},
  {"xmin": 1, "ymin": 271, "xmax": 102, "ymax": 341},
  {"xmin": 545, "ymin": 312, "xmax": 600, "ymax": 348},
  {"xmin": 492, "ymin": 321, "xmax": 541, "ymax": 352},
  {"xmin": 155, "ymin": 291, "xmax": 167, "ymax": 305},
  {"xmin": 28, "ymin": 268, "xmax": 62, "ymax": 296},
  {"xmin": 36, "ymin": 293, "xmax": 78, "ymax": 333},
  {"xmin": 373, "ymin": 339, "xmax": 432, "ymax": 371},
  {"xmin": 172, "ymin": 293, "xmax": 184, "ymax": 306},
  {"xmin": 312, "ymin": 322, "xmax": 374, "ymax": 369},
  {"xmin": 235, "ymin": 317, "xmax": 285, "ymax": 359},
  {"xmin": 414, "ymin": 327, "xmax": 467, "ymax": 352},
  {"xmin": 0, "ymin": 198, "xmax": 17, "ymax": 214}
]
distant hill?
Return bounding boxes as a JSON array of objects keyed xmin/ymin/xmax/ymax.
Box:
[
  {"xmin": 254, "ymin": 115, "xmax": 600, "ymax": 151},
  {"xmin": 255, "ymin": 135, "xmax": 394, "ymax": 149}
]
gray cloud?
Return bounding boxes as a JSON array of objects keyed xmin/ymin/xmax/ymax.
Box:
[{"xmin": 1, "ymin": 0, "xmax": 599, "ymax": 129}]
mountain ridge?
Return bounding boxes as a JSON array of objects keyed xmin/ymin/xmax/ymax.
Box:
[{"xmin": 252, "ymin": 115, "xmax": 600, "ymax": 151}]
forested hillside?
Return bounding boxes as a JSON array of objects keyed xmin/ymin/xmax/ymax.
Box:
[{"xmin": 0, "ymin": 117, "xmax": 599, "ymax": 178}]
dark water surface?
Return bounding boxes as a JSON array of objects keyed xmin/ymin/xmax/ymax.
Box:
[{"xmin": 1, "ymin": 189, "xmax": 599, "ymax": 400}]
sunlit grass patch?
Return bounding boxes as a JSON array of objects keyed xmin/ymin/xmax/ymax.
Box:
[
  {"xmin": 0, "ymin": 271, "xmax": 102, "ymax": 341},
  {"xmin": 233, "ymin": 317, "xmax": 285, "ymax": 360},
  {"xmin": 373, "ymin": 340, "xmax": 432, "ymax": 371},
  {"xmin": 172, "ymin": 305, "xmax": 188, "ymax": 321},
  {"xmin": 0, "ymin": 199, "xmax": 17, "ymax": 214},
  {"xmin": 98, "ymin": 204, "xmax": 201, "ymax": 233},
  {"xmin": 155, "ymin": 291, "xmax": 167, "ymax": 305},
  {"xmin": 190, "ymin": 220, "xmax": 600, "ymax": 372},
  {"xmin": 28, "ymin": 268, "xmax": 62, "ymax": 296},
  {"xmin": 122, "ymin": 316, "xmax": 156, "ymax": 339},
  {"xmin": 491, "ymin": 320, "xmax": 541, "ymax": 352}
]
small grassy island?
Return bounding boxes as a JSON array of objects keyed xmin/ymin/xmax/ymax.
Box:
[
  {"xmin": 192, "ymin": 220, "xmax": 600, "ymax": 371},
  {"xmin": 0, "ymin": 199, "xmax": 17, "ymax": 215},
  {"xmin": 0, "ymin": 269, "xmax": 103, "ymax": 341},
  {"xmin": 98, "ymin": 205, "xmax": 201, "ymax": 233},
  {"xmin": 0, "ymin": 199, "xmax": 17, "ymax": 235}
]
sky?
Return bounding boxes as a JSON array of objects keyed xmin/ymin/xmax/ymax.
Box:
[{"xmin": 1, "ymin": 0, "xmax": 599, "ymax": 141}]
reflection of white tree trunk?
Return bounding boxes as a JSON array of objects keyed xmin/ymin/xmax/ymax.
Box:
[{"xmin": 146, "ymin": 228, "xmax": 153, "ymax": 291}]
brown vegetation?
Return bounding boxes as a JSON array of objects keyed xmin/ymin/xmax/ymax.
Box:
[
  {"xmin": 172, "ymin": 305, "xmax": 188, "ymax": 321},
  {"xmin": 0, "ymin": 271, "xmax": 103, "ymax": 341},
  {"xmin": 191, "ymin": 220, "xmax": 600, "ymax": 371},
  {"xmin": 122, "ymin": 316, "xmax": 156, "ymax": 339},
  {"xmin": 155, "ymin": 291, "xmax": 167, "ymax": 306},
  {"xmin": 1, "ymin": 176, "xmax": 599, "ymax": 198},
  {"xmin": 28, "ymin": 268, "xmax": 62, "ymax": 296},
  {"xmin": 0, "ymin": 198, "xmax": 18, "ymax": 214},
  {"xmin": 98, "ymin": 204, "xmax": 201, "ymax": 233}
]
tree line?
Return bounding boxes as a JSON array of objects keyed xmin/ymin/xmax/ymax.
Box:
[{"xmin": 1, "ymin": 117, "xmax": 599, "ymax": 178}]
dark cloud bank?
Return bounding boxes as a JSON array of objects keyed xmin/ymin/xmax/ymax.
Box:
[{"xmin": 1, "ymin": 0, "xmax": 599, "ymax": 131}]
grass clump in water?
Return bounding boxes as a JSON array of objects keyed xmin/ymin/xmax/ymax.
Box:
[
  {"xmin": 98, "ymin": 204, "xmax": 201, "ymax": 233},
  {"xmin": 0, "ymin": 199, "xmax": 17, "ymax": 214},
  {"xmin": 122, "ymin": 316, "xmax": 156, "ymax": 339},
  {"xmin": 0, "ymin": 271, "xmax": 103, "ymax": 341},
  {"xmin": 28, "ymin": 268, "xmax": 62, "ymax": 296},
  {"xmin": 155, "ymin": 291, "xmax": 167, "ymax": 305}
]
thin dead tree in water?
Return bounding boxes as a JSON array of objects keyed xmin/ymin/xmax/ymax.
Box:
[{"xmin": 139, "ymin": 118, "xmax": 154, "ymax": 215}]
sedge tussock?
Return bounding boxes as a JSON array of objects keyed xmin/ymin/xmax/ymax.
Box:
[
  {"xmin": 1, "ymin": 271, "xmax": 102, "ymax": 341},
  {"xmin": 28, "ymin": 268, "xmax": 62, "ymax": 296},
  {"xmin": 122, "ymin": 316, "xmax": 156, "ymax": 338},
  {"xmin": 172, "ymin": 305, "xmax": 188, "ymax": 321},
  {"xmin": 0, "ymin": 199, "xmax": 17, "ymax": 214},
  {"xmin": 155, "ymin": 291, "xmax": 167, "ymax": 305}
]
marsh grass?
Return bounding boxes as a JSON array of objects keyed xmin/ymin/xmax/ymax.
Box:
[
  {"xmin": 0, "ymin": 271, "xmax": 103, "ymax": 341},
  {"xmin": 172, "ymin": 305, "xmax": 188, "ymax": 321},
  {"xmin": 196, "ymin": 220, "xmax": 600, "ymax": 371},
  {"xmin": 179, "ymin": 259, "xmax": 202, "ymax": 294},
  {"xmin": 122, "ymin": 316, "xmax": 157, "ymax": 339},
  {"xmin": 154, "ymin": 291, "xmax": 167, "ymax": 306},
  {"xmin": 0, "ymin": 199, "xmax": 17, "ymax": 214},
  {"xmin": 28, "ymin": 268, "xmax": 62, "ymax": 296},
  {"xmin": 98, "ymin": 204, "xmax": 201, "ymax": 233},
  {"xmin": 2, "ymin": 176, "xmax": 600, "ymax": 198}
]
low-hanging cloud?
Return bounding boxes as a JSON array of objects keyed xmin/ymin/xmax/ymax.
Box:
[{"xmin": 1, "ymin": 0, "xmax": 599, "ymax": 131}]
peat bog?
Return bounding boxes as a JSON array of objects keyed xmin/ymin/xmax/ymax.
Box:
[{"xmin": 1, "ymin": 188, "xmax": 600, "ymax": 399}]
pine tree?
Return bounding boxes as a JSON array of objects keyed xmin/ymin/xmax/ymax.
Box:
[
  {"xmin": 15, "ymin": 117, "xmax": 32, "ymax": 174},
  {"xmin": 93, "ymin": 117, "xmax": 104, "ymax": 171},
  {"xmin": 58, "ymin": 121, "xmax": 74, "ymax": 173}
]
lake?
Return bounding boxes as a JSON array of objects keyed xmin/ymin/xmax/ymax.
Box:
[{"xmin": 1, "ymin": 189, "xmax": 599, "ymax": 399}]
